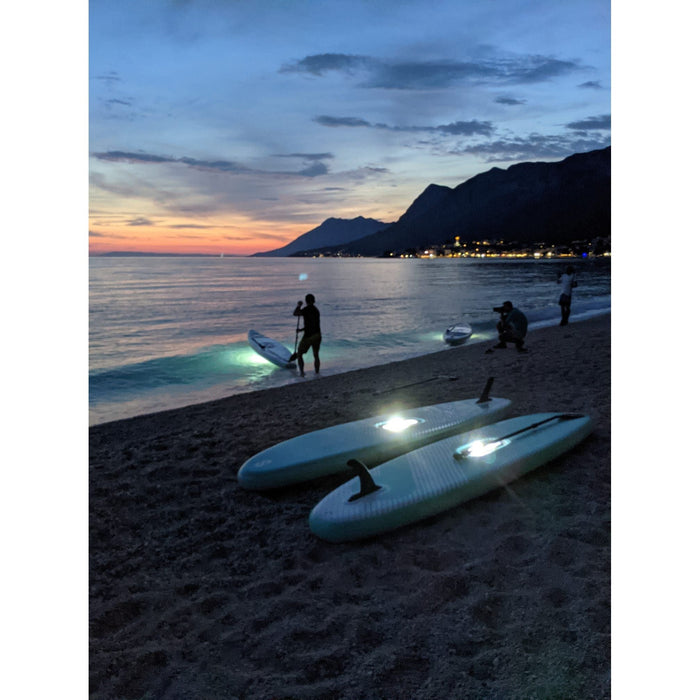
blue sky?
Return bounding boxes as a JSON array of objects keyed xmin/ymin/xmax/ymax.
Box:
[{"xmin": 89, "ymin": 0, "xmax": 610, "ymax": 253}]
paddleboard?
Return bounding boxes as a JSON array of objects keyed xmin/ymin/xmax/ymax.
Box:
[
  {"xmin": 309, "ymin": 412, "xmax": 593, "ymax": 542},
  {"xmin": 443, "ymin": 323, "xmax": 472, "ymax": 346},
  {"xmin": 248, "ymin": 329, "xmax": 295, "ymax": 369},
  {"xmin": 237, "ymin": 380, "xmax": 511, "ymax": 490}
]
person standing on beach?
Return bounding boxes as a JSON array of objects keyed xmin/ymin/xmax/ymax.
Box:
[
  {"xmin": 292, "ymin": 293, "xmax": 321, "ymax": 377},
  {"xmin": 557, "ymin": 265, "xmax": 577, "ymax": 326},
  {"xmin": 491, "ymin": 301, "xmax": 528, "ymax": 353}
]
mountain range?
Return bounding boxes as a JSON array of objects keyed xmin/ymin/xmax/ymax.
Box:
[
  {"xmin": 252, "ymin": 216, "xmax": 390, "ymax": 257},
  {"xmin": 254, "ymin": 146, "xmax": 610, "ymax": 258}
]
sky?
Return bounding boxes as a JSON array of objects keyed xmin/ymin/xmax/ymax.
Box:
[{"xmin": 88, "ymin": 0, "xmax": 611, "ymax": 255}]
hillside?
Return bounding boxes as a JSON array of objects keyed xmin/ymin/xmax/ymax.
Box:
[
  {"xmin": 252, "ymin": 216, "xmax": 389, "ymax": 257},
  {"xmin": 296, "ymin": 147, "xmax": 610, "ymax": 257}
]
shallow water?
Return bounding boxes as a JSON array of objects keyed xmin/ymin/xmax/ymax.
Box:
[{"xmin": 89, "ymin": 256, "xmax": 610, "ymax": 424}]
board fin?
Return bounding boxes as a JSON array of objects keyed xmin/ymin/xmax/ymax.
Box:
[
  {"xmin": 476, "ymin": 376, "xmax": 494, "ymax": 404},
  {"xmin": 347, "ymin": 459, "xmax": 381, "ymax": 501}
]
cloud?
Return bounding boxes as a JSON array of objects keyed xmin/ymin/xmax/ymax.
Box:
[
  {"xmin": 283, "ymin": 52, "xmax": 581, "ymax": 89},
  {"xmin": 453, "ymin": 133, "xmax": 611, "ymax": 162},
  {"xmin": 170, "ymin": 223, "xmax": 216, "ymax": 229},
  {"xmin": 314, "ymin": 116, "xmax": 372, "ymax": 128},
  {"xmin": 314, "ymin": 115, "xmax": 493, "ymax": 137},
  {"xmin": 275, "ymin": 152, "xmax": 334, "ymax": 161},
  {"xmin": 495, "ymin": 96, "xmax": 526, "ymax": 106},
  {"xmin": 280, "ymin": 53, "xmax": 372, "ymax": 76},
  {"xmin": 127, "ymin": 217, "xmax": 155, "ymax": 226},
  {"xmin": 437, "ymin": 121, "xmax": 494, "ymax": 136},
  {"xmin": 92, "ymin": 150, "xmax": 332, "ymax": 178},
  {"xmin": 578, "ymin": 80, "xmax": 603, "ymax": 89},
  {"xmin": 565, "ymin": 114, "xmax": 611, "ymax": 131},
  {"xmin": 92, "ymin": 72, "xmax": 121, "ymax": 83}
]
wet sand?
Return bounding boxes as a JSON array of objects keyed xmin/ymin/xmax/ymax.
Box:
[{"xmin": 90, "ymin": 314, "xmax": 610, "ymax": 699}]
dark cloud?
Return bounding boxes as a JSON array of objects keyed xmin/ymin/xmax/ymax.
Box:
[
  {"xmin": 92, "ymin": 72, "xmax": 121, "ymax": 83},
  {"xmin": 507, "ymin": 56, "xmax": 578, "ymax": 83},
  {"xmin": 284, "ymin": 53, "xmax": 581, "ymax": 89},
  {"xmin": 179, "ymin": 156, "xmax": 254, "ymax": 173},
  {"xmin": 92, "ymin": 150, "xmax": 331, "ymax": 178},
  {"xmin": 367, "ymin": 59, "xmax": 495, "ymax": 89},
  {"xmin": 314, "ymin": 116, "xmax": 372, "ymax": 128},
  {"xmin": 314, "ymin": 115, "xmax": 493, "ymax": 137},
  {"xmin": 436, "ymin": 120, "xmax": 494, "ymax": 136},
  {"xmin": 578, "ymin": 80, "xmax": 603, "ymax": 89},
  {"xmin": 495, "ymin": 96, "xmax": 526, "ymax": 105},
  {"xmin": 280, "ymin": 53, "xmax": 371, "ymax": 76},
  {"xmin": 454, "ymin": 133, "xmax": 611, "ymax": 162},
  {"xmin": 565, "ymin": 114, "xmax": 611, "ymax": 131},
  {"xmin": 94, "ymin": 150, "xmax": 175, "ymax": 164},
  {"xmin": 297, "ymin": 162, "xmax": 329, "ymax": 177},
  {"xmin": 170, "ymin": 224, "xmax": 216, "ymax": 229},
  {"xmin": 276, "ymin": 152, "xmax": 334, "ymax": 161},
  {"xmin": 127, "ymin": 217, "xmax": 154, "ymax": 226}
]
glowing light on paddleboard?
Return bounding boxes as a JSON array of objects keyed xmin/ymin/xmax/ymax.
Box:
[
  {"xmin": 455, "ymin": 438, "xmax": 510, "ymax": 458},
  {"xmin": 376, "ymin": 417, "xmax": 422, "ymax": 433}
]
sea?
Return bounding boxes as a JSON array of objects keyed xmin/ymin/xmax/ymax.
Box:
[{"xmin": 89, "ymin": 256, "xmax": 611, "ymax": 425}]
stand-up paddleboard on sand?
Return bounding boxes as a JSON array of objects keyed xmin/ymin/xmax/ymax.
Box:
[
  {"xmin": 238, "ymin": 378, "xmax": 511, "ymax": 490},
  {"xmin": 248, "ymin": 330, "xmax": 295, "ymax": 369},
  {"xmin": 443, "ymin": 323, "xmax": 473, "ymax": 346},
  {"xmin": 309, "ymin": 412, "xmax": 593, "ymax": 542}
]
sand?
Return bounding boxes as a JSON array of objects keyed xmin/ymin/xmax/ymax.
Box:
[{"xmin": 89, "ymin": 314, "xmax": 611, "ymax": 699}]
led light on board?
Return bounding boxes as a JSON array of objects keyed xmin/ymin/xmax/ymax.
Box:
[
  {"xmin": 375, "ymin": 416, "xmax": 422, "ymax": 433},
  {"xmin": 455, "ymin": 438, "xmax": 510, "ymax": 458}
]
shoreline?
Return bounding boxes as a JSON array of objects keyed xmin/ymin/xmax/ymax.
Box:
[
  {"xmin": 90, "ymin": 308, "xmax": 610, "ymax": 427},
  {"xmin": 90, "ymin": 314, "xmax": 611, "ymax": 698}
]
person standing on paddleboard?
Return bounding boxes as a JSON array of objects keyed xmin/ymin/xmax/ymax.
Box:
[
  {"xmin": 557, "ymin": 265, "xmax": 577, "ymax": 326},
  {"xmin": 291, "ymin": 293, "xmax": 321, "ymax": 377}
]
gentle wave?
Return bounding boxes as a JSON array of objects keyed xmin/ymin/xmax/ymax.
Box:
[{"xmin": 89, "ymin": 257, "xmax": 610, "ymax": 424}]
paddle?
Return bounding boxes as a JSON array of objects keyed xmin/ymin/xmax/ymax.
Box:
[
  {"xmin": 454, "ymin": 413, "xmax": 584, "ymax": 460},
  {"xmin": 289, "ymin": 312, "xmax": 301, "ymax": 362}
]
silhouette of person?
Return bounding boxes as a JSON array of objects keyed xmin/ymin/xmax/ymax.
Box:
[
  {"xmin": 292, "ymin": 293, "xmax": 321, "ymax": 376},
  {"xmin": 492, "ymin": 301, "xmax": 528, "ymax": 352},
  {"xmin": 557, "ymin": 265, "xmax": 577, "ymax": 326}
]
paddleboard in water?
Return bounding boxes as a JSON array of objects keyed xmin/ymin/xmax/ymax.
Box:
[
  {"xmin": 237, "ymin": 378, "xmax": 511, "ymax": 490},
  {"xmin": 248, "ymin": 329, "xmax": 295, "ymax": 369},
  {"xmin": 443, "ymin": 323, "xmax": 473, "ymax": 346},
  {"xmin": 309, "ymin": 412, "xmax": 593, "ymax": 542}
]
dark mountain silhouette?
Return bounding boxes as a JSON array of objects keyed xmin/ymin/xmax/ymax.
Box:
[
  {"xmin": 252, "ymin": 216, "xmax": 390, "ymax": 257},
  {"xmin": 293, "ymin": 147, "xmax": 610, "ymax": 257}
]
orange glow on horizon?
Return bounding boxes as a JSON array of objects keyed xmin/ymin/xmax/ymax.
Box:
[{"xmin": 88, "ymin": 219, "xmax": 312, "ymax": 257}]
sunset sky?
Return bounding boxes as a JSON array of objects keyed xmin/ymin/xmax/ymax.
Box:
[{"xmin": 89, "ymin": 0, "xmax": 611, "ymax": 255}]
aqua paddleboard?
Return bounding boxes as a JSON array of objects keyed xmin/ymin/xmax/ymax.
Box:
[
  {"xmin": 309, "ymin": 412, "xmax": 593, "ymax": 542},
  {"xmin": 237, "ymin": 380, "xmax": 511, "ymax": 490},
  {"xmin": 248, "ymin": 329, "xmax": 295, "ymax": 369}
]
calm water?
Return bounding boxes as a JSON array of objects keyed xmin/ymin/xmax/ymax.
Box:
[{"xmin": 89, "ymin": 256, "xmax": 611, "ymax": 425}]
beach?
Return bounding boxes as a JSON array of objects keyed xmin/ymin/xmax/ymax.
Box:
[{"xmin": 90, "ymin": 314, "xmax": 611, "ymax": 699}]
